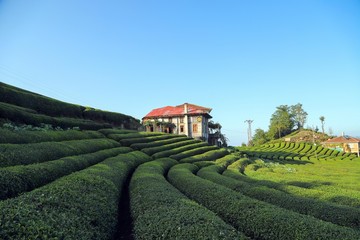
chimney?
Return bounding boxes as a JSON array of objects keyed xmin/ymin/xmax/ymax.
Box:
[
  {"xmin": 342, "ymin": 132, "xmax": 345, "ymax": 137},
  {"xmin": 184, "ymin": 103, "xmax": 188, "ymax": 114}
]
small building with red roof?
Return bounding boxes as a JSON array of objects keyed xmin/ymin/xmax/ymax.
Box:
[
  {"xmin": 142, "ymin": 103, "xmax": 212, "ymax": 141},
  {"xmin": 323, "ymin": 134, "xmax": 360, "ymax": 157}
]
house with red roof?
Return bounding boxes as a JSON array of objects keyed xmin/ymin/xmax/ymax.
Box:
[
  {"xmin": 142, "ymin": 103, "xmax": 212, "ymax": 141},
  {"xmin": 323, "ymin": 134, "xmax": 360, "ymax": 157}
]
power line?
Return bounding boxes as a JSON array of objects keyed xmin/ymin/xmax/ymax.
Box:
[{"xmin": 244, "ymin": 120, "xmax": 254, "ymax": 145}]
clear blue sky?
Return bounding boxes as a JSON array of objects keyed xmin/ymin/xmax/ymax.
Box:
[{"xmin": 1, "ymin": 0, "xmax": 359, "ymax": 145}]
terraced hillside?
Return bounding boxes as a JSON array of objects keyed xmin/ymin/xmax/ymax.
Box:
[
  {"xmin": 0, "ymin": 82, "xmax": 140, "ymax": 130},
  {"xmin": 1, "ymin": 128, "xmax": 360, "ymax": 239}
]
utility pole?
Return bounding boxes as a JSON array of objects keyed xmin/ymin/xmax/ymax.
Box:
[{"xmin": 244, "ymin": 120, "xmax": 254, "ymax": 146}]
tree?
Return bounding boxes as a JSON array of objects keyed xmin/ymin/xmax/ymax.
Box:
[
  {"xmin": 291, "ymin": 103, "xmax": 308, "ymax": 130},
  {"xmin": 319, "ymin": 116, "xmax": 325, "ymax": 134},
  {"xmin": 268, "ymin": 105, "xmax": 294, "ymax": 139},
  {"xmin": 208, "ymin": 120, "xmax": 228, "ymax": 147},
  {"xmin": 252, "ymin": 128, "xmax": 268, "ymax": 146}
]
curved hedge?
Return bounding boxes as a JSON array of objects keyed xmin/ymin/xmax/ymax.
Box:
[
  {"xmin": 170, "ymin": 145, "xmax": 218, "ymax": 161},
  {"xmin": 0, "ymin": 128, "xmax": 104, "ymax": 144},
  {"xmin": 179, "ymin": 148, "xmax": 229, "ymax": 163},
  {"xmin": 0, "ymin": 102, "xmax": 111, "ymax": 130},
  {"xmin": 152, "ymin": 142, "xmax": 209, "ymax": 159},
  {"xmin": 0, "ymin": 147, "xmax": 132, "ymax": 200},
  {"xmin": 130, "ymin": 136, "xmax": 189, "ymax": 150},
  {"xmin": 0, "ymin": 151, "xmax": 151, "ymax": 239},
  {"xmin": 0, "ymin": 138, "xmax": 120, "ymax": 167},
  {"xmin": 141, "ymin": 139, "xmax": 200, "ymax": 156},
  {"xmin": 107, "ymin": 132, "xmax": 164, "ymax": 141},
  {"xmin": 0, "ymin": 82, "xmax": 83, "ymax": 118},
  {"xmin": 168, "ymin": 164, "xmax": 360, "ymax": 240},
  {"xmin": 130, "ymin": 158, "xmax": 247, "ymax": 239},
  {"xmin": 119, "ymin": 134, "xmax": 181, "ymax": 146},
  {"xmin": 200, "ymin": 165, "xmax": 360, "ymax": 229}
]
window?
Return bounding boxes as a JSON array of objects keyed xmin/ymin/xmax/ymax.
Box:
[
  {"xmin": 192, "ymin": 124, "xmax": 198, "ymax": 133},
  {"xmin": 180, "ymin": 117, "xmax": 184, "ymax": 123},
  {"xmin": 180, "ymin": 125, "xmax": 184, "ymax": 133}
]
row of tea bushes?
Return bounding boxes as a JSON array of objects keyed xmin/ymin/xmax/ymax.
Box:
[
  {"xmin": 0, "ymin": 82, "xmax": 141, "ymax": 129},
  {"xmin": 168, "ymin": 164, "xmax": 360, "ymax": 240},
  {"xmin": 0, "ymin": 128, "xmax": 103, "ymax": 144},
  {"xmin": 119, "ymin": 134, "xmax": 183, "ymax": 147},
  {"xmin": 130, "ymin": 136, "xmax": 188, "ymax": 150},
  {"xmin": 130, "ymin": 158, "xmax": 247, "ymax": 239},
  {"xmin": 0, "ymin": 147, "xmax": 132, "ymax": 200},
  {"xmin": 0, "ymin": 151, "xmax": 151, "ymax": 239},
  {"xmin": 199, "ymin": 164, "xmax": 360, "ymax": 229},
  {"xmin": 179, "ymin": 148, "xmax": 229, "ymax": 163},
  {"xmin": 0, "ymin": 102, "xmax": 111, "ymax": 130},
  {"xmin": 152, "ymin": 142, "xmax": 210, "ymax": 159},
  {"xmin": 0, "ymin": 138, "xmax": 120, "ymax": 167},
  {"xmin": 170, "ymin": 146, "xmax": 218, "ymax": 161},
  {"xmin": 107, "ymin": 132, "xmax": 164, "ymax": 141},
  {"xmin": 141, "ymin": 139, "xmax": 200, "ymax": 157}
]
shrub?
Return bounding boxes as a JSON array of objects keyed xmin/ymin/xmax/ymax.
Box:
[
  {"xmin": 141, "ymin": 139, "xmax": 199, "ymax": 156},
  {"xmin": 0, "ymin": 147, "xmax": 132, "ymax": 200},
  {"xmin": 179, "ymin": 149, "xmax": 229, "ymax": 163},
  {"xmin": 119, "ymin": 134, "xmax": 181, "ymax": 146},
  {"xmin": 0, "ymin": 128, "xmax": 104, "ymax": 144},
  {"xmin": 168, "ymin": 164, "xmax": 360, "ymax": 240},
  {"xmin": 0, "ymin": 138, "xmax": 120, "ymax": 167},
  {"xmin": 0, "ymin": 151, "xmax": 151, "ymax": 239},
  {"xmin": 130, "ymin": 135, "xmax": 188, "ymax": 150},
  {"xmin": 151, "ymin": 142, "xmax": 209, "ymax": 159},
  {"xmin": 130, "ymin": 158, "xmax": 247, "ymax": 239},
  {"xmin": 170, "ymin": 146, "xmax": 218, "ymax": 161}
]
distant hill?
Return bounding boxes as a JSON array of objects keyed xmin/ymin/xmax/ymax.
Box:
[
  {"xmin": 269, "ymin": 129, "xmax": 331, "ymax": 144},
  {"xmin": 0, "ymin": 82, "xmax": 140, "ymax": 130}
]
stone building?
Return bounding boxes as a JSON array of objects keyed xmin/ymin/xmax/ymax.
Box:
[{"xmin": 142, "ymin": 103, "xmax": 212, "ymax": 141}]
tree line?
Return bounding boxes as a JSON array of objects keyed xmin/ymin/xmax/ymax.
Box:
[{"xmin": 251, "ymin": 103, "xmax": 327, "ymax": 146}]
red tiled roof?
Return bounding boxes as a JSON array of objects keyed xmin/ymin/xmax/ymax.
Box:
[
  {"xmin": 324, "ymin": 136, "xmax": 360, "ymax": 143},
  {"xmin": 143, "ymin": 103, "xmax": 212, "ymax": 119}
]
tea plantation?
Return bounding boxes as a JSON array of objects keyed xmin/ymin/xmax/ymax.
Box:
[
  {"xmin": 1, "ymin": 83, "xmax": 360, "ymax": 239},
  {"xmin": 0, "ymin": 127, "xmax": 360, "ymax": 239}
]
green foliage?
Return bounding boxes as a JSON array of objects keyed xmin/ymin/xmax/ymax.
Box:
[
  {"xmin": 170, "ymin": 145, "xmax": 218, "ymax": 161},
  {"xmin": 0, "ymin": 151, "xmax": 151, "ymax": 239},
  {"xmin": 0, "ymin": 102, "xmax": 112, "ymax": 130},
  {"xmin": 0, "ymin": 82, "xmax": 141, "ymax": 129},
  {"xmin": 152, "ymin": 142, "xmax": 209, "ymax": 159},
  {"xmin": 107, "ymin": 132, "xmax": 164, "ymax": 141},
  {"xmin": 291, "ymin": 103, "xmax": 308, "ymax": 129},
  {"xmin": 268, "ymin": 105, "xmax": 294, "ymax": 139},
  {"xmin": 168, "ymin": 164, "xmax": 360, "ymax": 240},
  {"xmin": 141, "ymin": 139, "xmax": 200, "ymax": 156},
  {"xmin": 179, "ymin": 149, "xmax": 229, "ymax": 163},
  {"xmin": 130, "ymin": 136, "xmax": 189, "ymax": 150},
  {"xmin": 252, "ymin": 128, "xmax": 268, "ymax": 146},
  {"xmin": 0, "ymin": 138, "xmax": 120, "ymax": 167},
  {"xmin": 119, "ymin": 134, "xmax": 182, "ymax": 146},
  {"xmin": 0, "ymin": 82, "xmax": 84, "ymax": 117},
  {"xmin": 200, "ymin": 165, "xmax": 360, "ymax": 229},
  {"xmin": 0, "ymin": 127, "xmax": 103, "ymax": 144},
  {"xmin": 130, "ymin": 158, "xmax": 247, "ymax": 239},
  {"xmin": 0, "ymin": 147, "xmax": 132, "ymax": 200}
]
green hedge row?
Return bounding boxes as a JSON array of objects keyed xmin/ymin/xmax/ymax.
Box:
[
  {"xmin": 141, "ymin": 139, "xmax": 200, "ymax": 156},
  {"xmin": 83, "ymin": 108, "xmax": 140, "ymax": 129},
  {"xmin": 152, "ymin": 142, "xmax": 209, "ymax": 159},
  {"xmin": 0, "ymin": 82, "xmax": 83, "ymax": 118},
  {"xmin": 200, "ymin": 165, "xmax": 360, "ymax": 229},
  {"xmin": 192, "ymin": 154, "xmax": 241, "ymax": 170},
  {"xmin": 170, "ymin": 146, "xmax": 218, "ymax": 161},
  {"xmin": 0, "ymin": 128, "xmax": 104, "ymax": 144},
  {"xmin": 168, "ymin": 164, "xmax": 360, "ymax": 240},
  {"xmin": 98, "ymin": 128, "xmax": 138, "ymax": 136},
  {"xmin": 107, "ymin": 132, "xmax": 164, "ymax": 141},
  {"xmin": 0, "ymin": 83, "xmax": 141, "ymax": 129},
  {"xmin": 0, "ymin": 147, "xmax": 132, "ymax": 200},
  {"xmin": 0, "ymin": 138, "xmax": 120, "ymax": 167},
  {"xmin": 0, "ymin": 151, "xmax": 151, "ymax": 239},
  {"xmin": 119, "ymin": 134, "xmax": 181, "ymax": 146},
  {"xmin": 130, "ymin": 158, "xmax": 247, "ymax": 239},
  {"xmin": 0, "ymin": 102, "xmax": 112, "ymax": 130},
  {"xmin": 130, "ymin": 135, "xmax": 188, "ymax": 150},
  {"xmin": 179, "ymin": 149, "xmax": 229, "ymax": 163}
]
